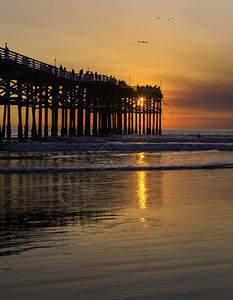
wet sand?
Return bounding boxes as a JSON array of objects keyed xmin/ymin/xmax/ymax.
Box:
[{"xmin": 0, "ymin": 169, "xmax": 233, "ymax": 299}]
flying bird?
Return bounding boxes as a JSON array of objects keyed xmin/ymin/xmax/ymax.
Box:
[{"xmin": 138, "ymin": 41, "xmax": 148, "ymax": 44}]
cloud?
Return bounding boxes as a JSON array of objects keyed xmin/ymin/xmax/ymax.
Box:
[{"xmin": 166, "ymin": 80, "xmax": 233, "ymax": 113}]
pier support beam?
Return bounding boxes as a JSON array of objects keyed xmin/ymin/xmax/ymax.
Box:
[
  {"xmin": 93, "ymin": 99, "xmax": 98, "ymax": 136},
  {"xmin": 2, "ymin": 105, "xmax": 7, "ymax": 138},
  {"xmin": 69, "ymin": 87, "xmax": 76, "ymax": 137},
  {"xmin": 135, "ymin": 108, "xmax": 138, "ymax": 134},
  {"xmin": 152, "ymin": 97, "xmax": 155, "ymax": 135},
  {"xmin": 7, "ymin": 104, "xmax": 11, "ymax": 140},
  {"xmin": 77, "ymin": 86, "xmax": 84, "ymax": 136},
  {"xmin": 117, "ymin": 96, "xmax": 122, "ymax": 134},
  {"xmin": 31, "ymin": 85, "xmax": 37, "ymax": 139},
  {"xmin": 24, "ymin": 105, "xmax": 29, "ymax": 139},
  {"xmin": 131, "ymin": 98, "xmax": 134, "ymax": 134},
  {"xmin": 17, "ymin": 81, "xmax": 23, "ymax": 140},
  {"xmin": 38, "ymin": 89, "xmax": 43, "ymax": 138},
  {"xmin": 123, "ymin": 98, "xmax": 127, "ymax": 134},
  {"xmin": 31, "ymin": 104, "xmax": 37, "ymax": 138},
  {"xmin": 148, "ymin": 98, "xmax": 152, "ymax": 134},
  {"xmin": 51, "ymin": 85, "xmax": 58, "ymax": 137},
  {"xmin": 44, "ymin": 86, "xmax": 49, "ymax": 138},
  {"xmin": 5, "ymin": 80, "xmax": 11, "ymax": 140},
  {"xmin": 159, "ymin": 100, "xmax": 162, "ymax": 135},
  {"xmin": 143, "ymin": 106, "xmax": 145, "ymax": 135},
  {"xmin": 85, "ymin": 88, "xmax": 91, "ymax": 136},
  {"xmin": 156, "ymin": 99, "xmax": 159, "ymax": 135},
  {"xmin": 61, "ymin": 106, "xmax": 65, "ymax": 136}
]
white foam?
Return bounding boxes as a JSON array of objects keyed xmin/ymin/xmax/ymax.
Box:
[
  {"xmin": 0, "ymin": 163, "xmax": 233, "ymax": 174},
  {"xmin": 1, "ymin": 133, "xmax": 233, "ymax": 153}
]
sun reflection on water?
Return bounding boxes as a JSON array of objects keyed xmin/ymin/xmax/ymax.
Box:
[
  {"xmin": 139, "ymin": 217, "xmax": 150, "ymax": 228},
  {"xmin": 136, "ymin": 152, "xmax": 148, "ymax": 167},
  {"xmin": 137, "ymin": 171, "xmax": 148, "ymax": 210}
]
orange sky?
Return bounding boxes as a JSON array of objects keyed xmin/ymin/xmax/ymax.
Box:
[{"xmin": 1, "ymin": 0, "xmax": 233, "ymax": 129}]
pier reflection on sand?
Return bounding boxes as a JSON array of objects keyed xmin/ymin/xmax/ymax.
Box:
[{"xmin": 0, "ymin": 168, "xmax": 233, "ymax": 299}]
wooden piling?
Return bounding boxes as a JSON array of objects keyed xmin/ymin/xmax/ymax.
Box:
[
  {"xmin": 2, "ymin": 105, "xmax": 7, "ymax": 138},
  {"xmin": 139, "ymin": 107, "xmax": 141, "ymax": 135},
  {"xmin": 44, "ymin": 86, "xmax": 48, "ymax": 138},
  {"xmin": 38, "ymin": 89, "xmax": 43, "ymax": 138},
  {"xmin": 159, "ymin": 100, "xmax": 162, "ymax": 135},
  {"xmin": 61, "ymin": 107, "xmax": 65, "ymax": 136},
  {"xmin": 24, "ymin": 105, "xmax": 29, "ymax": 139},
  {"xmin": 152, "ymin": 97, "xmax": 155, "ymax": 135},
  {"xmin": 93, "ymin": 99, "xmax": 98, "ymax": 136},
  {"xmin": 143, "ymin": 105, "xmax": 145, "ymax": 135},
  {"xmin": 6, "ymin": 80, "xmax": 11, "ymax": 140},
  {"xmin": 77, "ymin": 86, "xmax": 84, "ymax": 136},
  {"xmin": 156, "ymin": 99, "xmax": 159, "ymax": 135},
  {"xmin": 17, "ymin": 81, "xmax": 23, "ymax": 140}
]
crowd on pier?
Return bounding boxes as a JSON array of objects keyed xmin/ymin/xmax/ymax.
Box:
[
  {"xmin": 0, "ymin": 44, "xmax": 129, "ymax": 88},
  {"xmin": 1, "ymin": 45, "xmax": 163, "ymax": 95}
]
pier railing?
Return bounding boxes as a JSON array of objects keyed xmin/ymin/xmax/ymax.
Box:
[{"xmin": 0, "ymin": 46, "xmax": 130, "ymax": 88}]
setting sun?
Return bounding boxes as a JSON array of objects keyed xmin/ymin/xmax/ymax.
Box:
[{"xmin": 137, "ymin": 97, "xmax": 144, "ymax": 107}]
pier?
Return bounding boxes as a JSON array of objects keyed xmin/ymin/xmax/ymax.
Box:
[{"xmin": 0, "ymin": 45, "xmax": 163, "ymax": 140}]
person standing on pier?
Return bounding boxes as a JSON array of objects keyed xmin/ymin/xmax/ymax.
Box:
[
  {"xmin": 4, "ymin": 43, "xmax": 9, "ymax": 60},
  {"xmin": 79, "ymin": 69, "xmax": 83, "ymax": 79}
]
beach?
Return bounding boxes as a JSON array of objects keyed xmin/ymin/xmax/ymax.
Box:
[{"xmin": 0, "ymin": 130, "xmax": 233, "ymax": 299}]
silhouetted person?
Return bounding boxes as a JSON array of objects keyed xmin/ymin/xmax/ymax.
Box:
[
  {"xmin": 71, "ymin": 69, "xmax": 75, "ymax": 79},
  {"xmin": 4, "ymin": 43, "xmax": 9, "ymax": 60},
  {"xmin": 59, "ymin": 65, "xmax": 63, "ymax": 76},
  {"xmin": 94, "ymin": 72, "xmax": 98, "ymax": 81},
  {"xmin": 63, "ymin": 67, "xmax": 66, "ymax": 77},
  {"xmin": 197, "ymin": 133, "xmax": 201, "ymax": 138}
]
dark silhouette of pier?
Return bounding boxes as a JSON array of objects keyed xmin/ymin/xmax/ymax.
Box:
[{"xmin": 0, "ymin": 45, "xmax": 163, "ymax": 140}]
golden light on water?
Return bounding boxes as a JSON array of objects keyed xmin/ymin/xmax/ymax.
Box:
[
  {"xmin": 137, "ymin": 171, "xmax": 148, "ymax": 210},
  {"xmin": 137, "ymin": 152, "xmax": 147, "ymax": 166}
]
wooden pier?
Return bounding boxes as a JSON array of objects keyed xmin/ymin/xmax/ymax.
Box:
[{"xmin": 0, "ymin": 45, "xmax": 163, "ymax": 140}]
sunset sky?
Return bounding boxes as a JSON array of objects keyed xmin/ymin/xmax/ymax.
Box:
[{"xmin": 1, "ymin": 0, "xmax": 233, "ymax": 129}]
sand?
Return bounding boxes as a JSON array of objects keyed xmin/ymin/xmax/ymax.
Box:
[{"xmin": 0, "ymin": 168, "xmax": 233, "ymax": 299}]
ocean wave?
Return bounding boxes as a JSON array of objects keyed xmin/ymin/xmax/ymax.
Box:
[
  {"xmin": 0, "ymin": 163, "xmax": 233, "ymax": 174},
  {"xmin": 1, "ymin": 139, "xmax": 233, "ymax": 153}
]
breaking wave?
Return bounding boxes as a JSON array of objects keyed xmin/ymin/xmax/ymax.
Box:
[
  {"xmin": 1, "ymin": 136, "xmax": 233, "ymax": 153},
  {"xmin": 0, "ymin": 163, "xmax": 233, "ymax": 174}
]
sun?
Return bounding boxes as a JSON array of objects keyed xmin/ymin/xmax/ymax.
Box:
[{"xmin": 137, "ymin": 97, "xmax": 144, "ymax": 107}]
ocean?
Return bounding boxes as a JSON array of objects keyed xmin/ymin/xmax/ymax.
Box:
[{"xmin": 0, "ymin": 129, "xmax": 233, "ymax": 299}]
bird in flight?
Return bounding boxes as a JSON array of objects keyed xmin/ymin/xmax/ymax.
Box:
[{"xmin": 138, "ymin": 41, "xmax": 148, "ymax": 44}]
